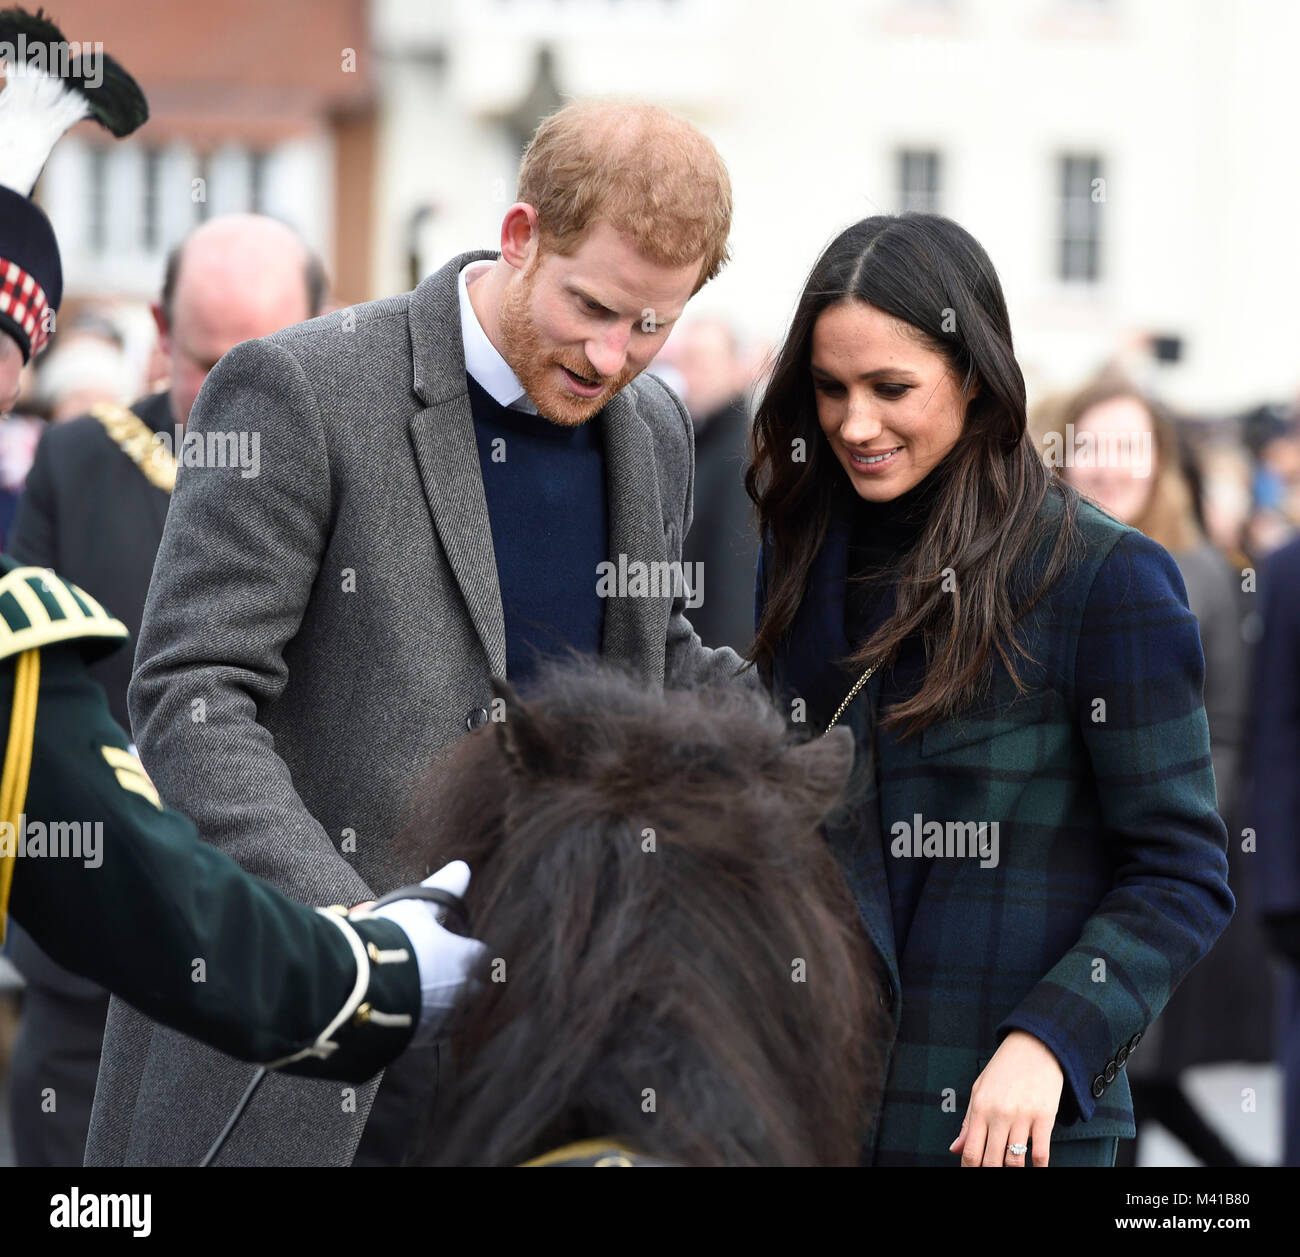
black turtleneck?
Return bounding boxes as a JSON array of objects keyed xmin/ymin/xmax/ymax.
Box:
[
  {"xmin": 844, "ymin": 457, "xmax": 950, "ymax": 643},
  {"xmin": 838, "ymin": 455, "xmax": 953, "ymax": 964}
]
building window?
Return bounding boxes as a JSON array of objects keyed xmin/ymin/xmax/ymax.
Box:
[
  {"xmin": 1058, "ymin": 153, "xmax": 1103, "ymax": 283},
  {"xmin": 194, "ymin": 151, "xmax": 212, "ymax": 223},
  {"xmin": 86, "ymin": 146, "xmax": 108, "ymax": 254},
  {"xmin": 898, "ymin": 149, "xmax": 941, "ymax": 214},
  {"xmin": 249, "ymin": 151, "xmax": 268, "ymax": 215},
  {"xmin": 141, "ymin": 146, "xmax": 162, "ymax": 251}
]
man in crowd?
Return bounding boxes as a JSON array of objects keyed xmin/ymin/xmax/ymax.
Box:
[
  {"xmin": 9, "ymin": 212, "xmax": 327, "ymax": 731},
  {"xmin": 673, "ymin": 317, "xmax": 759, "ymax": 654},
  {"xmin": 91, "ymin": 98, "xmax": 757, "ymax": 1167}
]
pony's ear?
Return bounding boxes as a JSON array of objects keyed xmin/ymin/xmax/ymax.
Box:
[
  {"xmin": 778, "ymin": 727, "xmax": 855, "ymax": 828},
  {"xmin": 489, "ymin": 674, "xmax": 557, "ymax": 778}
]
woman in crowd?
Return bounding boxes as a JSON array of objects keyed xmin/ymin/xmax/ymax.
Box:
[
  {"xmin": 746, "ymin": 213, "xmax": 1234, "ymax": 1166},
  {"xmin": 1056, "ymin": 378, "xmax": 1274, "ymax": 1165}
]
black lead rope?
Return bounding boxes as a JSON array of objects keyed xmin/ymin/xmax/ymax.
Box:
[
  {"xmin": 199, "ymin": 884, "xmax": 470, "ymax": 1167},
  {"xmin": 371, "ymin": 884, "xmax": 471, "ymax": 934},
  {"xmin": 198, "ymin": 1067, "xmax": 267, "ymax": 1168}
]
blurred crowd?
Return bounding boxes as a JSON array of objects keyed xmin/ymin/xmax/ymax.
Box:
[
  {"xmin": 2, "ymin": 209, "xmax": 1299, "ymax": 1168},
  {"xmin": 9, "ymin": 262, "xmax": 1300, "ymax": 601}
]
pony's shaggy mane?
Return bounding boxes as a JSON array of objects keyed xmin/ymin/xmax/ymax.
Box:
[{"xmin": 403, "ymin": 659, "xmax": 886, "ymax": 1166}]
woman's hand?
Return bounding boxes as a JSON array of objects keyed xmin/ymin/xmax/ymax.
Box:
[{"xmin": 949, "ymin": 1030, "xmax": 1063, "ymax": 1166}]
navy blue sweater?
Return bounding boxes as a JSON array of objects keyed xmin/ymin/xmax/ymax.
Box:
[{"xmin": 468, "ymin": 375, "xmax": 608, "ymax": 692}]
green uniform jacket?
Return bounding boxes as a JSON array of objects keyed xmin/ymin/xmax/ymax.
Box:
[{"xmin": 0, "ymin": 558, "xmax": 420, "ymax": 1082}]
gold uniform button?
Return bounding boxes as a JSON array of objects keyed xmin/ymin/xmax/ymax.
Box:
[{"xmin": 351, "ymin": 1002, "xmax": 372, "ymax": 1026}]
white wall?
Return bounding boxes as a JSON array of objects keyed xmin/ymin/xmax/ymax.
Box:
[{"xmin": 43, "ymin": 0, "xmax": 1281, "ymax": 415}]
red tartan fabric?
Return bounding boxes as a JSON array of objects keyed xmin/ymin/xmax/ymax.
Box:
[{"xmin": 0, "ymin": 255, "xmax": 51, "ymax": 357}]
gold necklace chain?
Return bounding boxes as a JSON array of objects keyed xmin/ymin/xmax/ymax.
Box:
[{"xmin": 823, "ymin": 661, "xmax": 880, "ymax": 735}]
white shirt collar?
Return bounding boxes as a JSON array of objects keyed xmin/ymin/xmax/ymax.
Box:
[{"xmin": 457, "ymin": 261, "xmax": 537, "ymax": 414}]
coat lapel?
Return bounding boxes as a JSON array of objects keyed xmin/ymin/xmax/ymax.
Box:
[
  {"xmin": 406, "ymin": 250, "xmax": 507, "ymax": 678},
  {"xmin": 834, "ymin": 571, "xmax": 901, "ymax": 991},
  {"xmin": 598, "ymin": 387, "xmax": 669, "ymax": 682},
  {"xmin": 409, "ymin": 395, "xmax": 507, "ymax": 678},
  {"xmin": 773, "ymin": 489, "xmax": 901, "ymax": 984},
  {"xmin": 845, "ymin": 661, "xmax": 900, "ymax": 991}
]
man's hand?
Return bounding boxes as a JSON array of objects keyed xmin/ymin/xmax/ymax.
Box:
[{"xmin": 949, "ymin": 1030, "xmax": 1064, "ymax": 1166}]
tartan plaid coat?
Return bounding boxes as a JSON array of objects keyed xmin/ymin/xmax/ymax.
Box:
[{"xmin": 757, "ymin": 486, "xmax": 1234, "ymax": 1165}]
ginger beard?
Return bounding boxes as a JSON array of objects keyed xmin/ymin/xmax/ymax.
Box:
[{"xmin": 497, "ymin": 258, "xmax": 638, "ymax": 427}]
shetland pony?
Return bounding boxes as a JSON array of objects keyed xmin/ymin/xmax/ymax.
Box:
[{"xmin": 406, "ymin": 660, "xmax": 886, "ymax": 1166}]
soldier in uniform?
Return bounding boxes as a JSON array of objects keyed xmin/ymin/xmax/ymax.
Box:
[
  {"xmin": 0, "ymin": 7, "xmax": 484, "ymax": 1102},
  {"xmin": 0, "ymin": 556, "xmax": 480, "ymax": 1084}
]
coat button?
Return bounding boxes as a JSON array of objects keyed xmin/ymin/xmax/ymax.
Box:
[
  {"xmin": 878, "ymin": 981, "xmax": 894, "ymax": 1009},
  {"xmin": 1104, "ymin": 1060, "xmax": 1118, "ymax": 1084},
  {"xmin": 1091, "ymin": 1074, "xmax": 1106, "ymax": 1099},
  {"xmin": 1116, "ymin": 1044, "xmax": 1129, "ymax": 1066},
  {"xmin": 466, "ymin": 707, "xmax": 489, "ymax": 731},
  {"xmin": 1128, "ymin": 1031, "xmax": 1143, "ymax": 1052}
]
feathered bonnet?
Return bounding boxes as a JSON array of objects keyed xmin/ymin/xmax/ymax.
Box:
[{"xmin": 0, "ymin": 7, "xmax": 146, "ymax": 360}]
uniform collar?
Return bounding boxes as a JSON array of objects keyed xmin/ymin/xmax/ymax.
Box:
[{"xmin": 457, "ymin": 261, "xmax": 537, "ymax": 414}]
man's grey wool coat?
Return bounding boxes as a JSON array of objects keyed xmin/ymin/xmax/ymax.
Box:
[{"xmin": 85, "ymin": 249, "xmax": 754, "ymax": 1166}]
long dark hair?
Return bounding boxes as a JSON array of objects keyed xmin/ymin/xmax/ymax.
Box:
[
  {"xmin": 406, "ymin": 660, "xmax": 886, "ymax": 1166},
  {"xmin": 745, "ymin": 214, "xmax": 1083, "ymax": 736}
]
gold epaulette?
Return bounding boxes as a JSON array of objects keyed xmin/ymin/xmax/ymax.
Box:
[
  {"xmin": 91, "ymin": 400, "xmax": 176, "ymax": 494},
  {"xmin": 0, "ymin": 566, "xmax": 129, "ymax": 664}
]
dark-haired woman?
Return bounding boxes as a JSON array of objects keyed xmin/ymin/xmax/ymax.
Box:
[{"xmin": 747, "ymin": 214, "xmax": 1234, "ymax": 1167}]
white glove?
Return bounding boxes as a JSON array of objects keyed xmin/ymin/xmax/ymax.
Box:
[{"xmin": 368, "ymin": 860, "xmax": 488, "ymax": 1047}]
